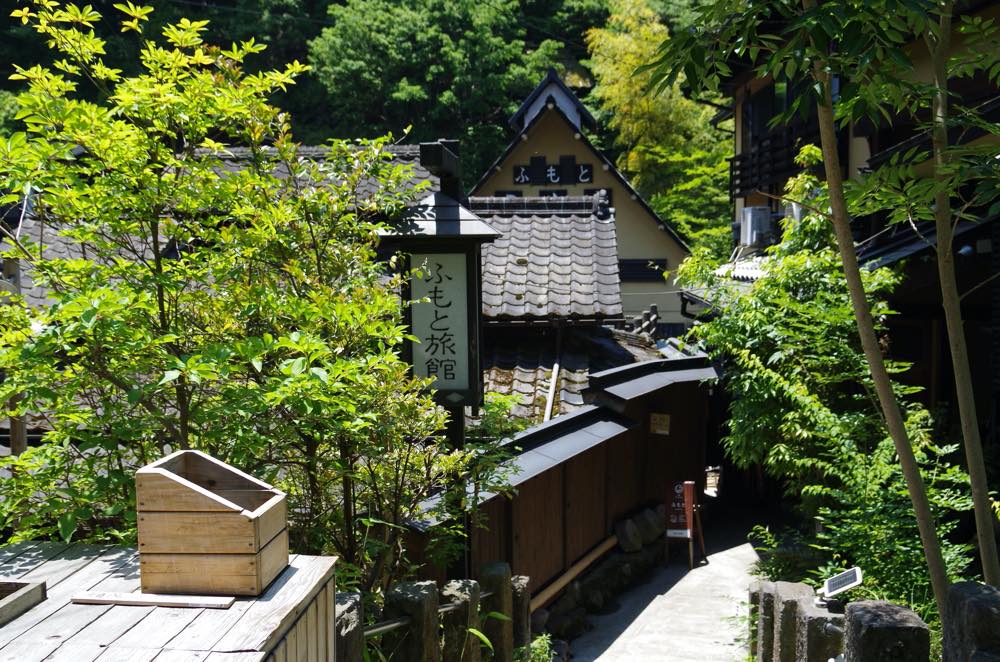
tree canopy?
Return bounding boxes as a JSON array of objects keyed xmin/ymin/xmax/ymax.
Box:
[
  {"xmin": 308, "ymin": 0, "xmax": 561, "ymax": 182},
  {"xmin": 0, "ymin": 0, "xmax": 471, "ymax": 593},
  {"xmin": 586, "ymin": 0, "xmax": 731, "ymax": 257}
]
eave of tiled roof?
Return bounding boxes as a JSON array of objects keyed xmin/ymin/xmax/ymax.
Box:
[
  {"xmin": 469, "ymin": 195, "xmax": 622, "ymax": 322},
  {"xmin": 470, "ymin": 104, "xmax": 690, "ymax": 253}
]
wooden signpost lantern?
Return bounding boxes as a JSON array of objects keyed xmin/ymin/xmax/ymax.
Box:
[{"xmin": 379, "ymin": 140, "xmax": 500, "ymax": 413}]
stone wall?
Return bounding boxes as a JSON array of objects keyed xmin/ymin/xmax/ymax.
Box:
[
  {"xmin": 749, "ymin": 581, "xmax": 929, "ymax": 662},
  {"xmin": 337, "ymin": 563, "xmax": 532, "ymax": 662},
  {"xmin": 531, "ymin": 506, "xmax": 668, "ymax": 659}
]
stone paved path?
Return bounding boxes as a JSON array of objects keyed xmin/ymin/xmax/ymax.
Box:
[{"xmin": 570, "ymin": 514, "xmax": 759, "ymax": 662}]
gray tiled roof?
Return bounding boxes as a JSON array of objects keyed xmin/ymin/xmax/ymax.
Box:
[
  {"xmin": 217, "ymin": 144, "xmax": 439, "ymax": 199},
  {"xmin": 481, "ymin": 326, "xmax": 662, "ymax": 422},
  {"xmin": 3, "ymin": 145, "xmax": 438, "ymax": 312},
  {"xmin": 468, "ymin": 195, "xmax": 622, "ymax": 321}
]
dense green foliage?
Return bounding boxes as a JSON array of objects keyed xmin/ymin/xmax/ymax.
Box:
[
  {"xmin": 586, "ymin": 0, "xmax": 731, "ymax": 258},
  {"xmin": 0, "ymin": 0, "xmax": 731, "ymax": 256},
  {"xmin": 680, "ymin": 151, "xmax": 973, "ymax": 624},
  {"xmin": 0, "ymin": 1, "xmax": 480, "ymax": 593},
  {"xmin": 308, "ymin": 0, "xmax": 560, "ymax": 182}
]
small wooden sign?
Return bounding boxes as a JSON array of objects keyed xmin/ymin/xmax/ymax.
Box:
[
  {"xmin": 664, "ymin": 480, "xmax": 706, "ymax": 570},
  {"xmin": 666, "ymin": 481, "xmax": 694, "ymax": 539},
  {"xmin": 650, "ymin": 412, "xmax": 671, "ymax": 436}
]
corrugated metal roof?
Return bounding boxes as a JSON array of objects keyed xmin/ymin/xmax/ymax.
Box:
[{"xmin": 469, "ymin": 195, "xmax": 623, "ymax": 321}]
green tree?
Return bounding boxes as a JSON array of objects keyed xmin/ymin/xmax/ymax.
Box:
[
  {"xmin": 838, "ymin": 3, "xmax": 1000, "ymax": 588},
  {"xmin": 0, "ymin": 0, "xmax": 468, "ymax": 593},
  {"xmin": 679, "ymin": 152, "xmax": 973, "ymax": 625},
  {"xmin": 308, "ymin": 0, "xmax": 560, "ymax": 183},
  {"xmin": 585, "ymin": 0, "xmax": 731, "ymax": 257},
  {"xmin": 645, "ymin": 0, "xmax": 956, "ymax": 614}
]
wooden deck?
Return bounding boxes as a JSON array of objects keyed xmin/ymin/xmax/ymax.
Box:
[{"xmin": 0, "ymin": 541, "xmax": 336, "ymax": 662}]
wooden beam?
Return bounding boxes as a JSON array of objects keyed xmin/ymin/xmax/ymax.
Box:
[
  {"xmin": 71, "ymin": 591, "xmax": 235, "ymax": 609},
  {"xmin": 529, "ymin": 535, "xmax": 618, "ymax": 612}
]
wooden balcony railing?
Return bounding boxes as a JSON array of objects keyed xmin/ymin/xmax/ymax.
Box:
[{"xmin": 729, "ymin": 120, "xmax": 821, "ymax": 200}]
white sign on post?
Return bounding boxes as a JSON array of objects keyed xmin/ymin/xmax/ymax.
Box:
[{"xmin": 410, "ymin": 253, "xmax": 470, "ymax": 392}]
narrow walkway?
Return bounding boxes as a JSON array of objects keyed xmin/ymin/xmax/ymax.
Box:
[{"xmin": 570, "ymin": 511, "xmax": 760, "ymax": 661}]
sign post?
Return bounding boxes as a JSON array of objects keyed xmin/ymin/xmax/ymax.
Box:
[
  {"xmin": 378, "ymin": 140, "xmax": 500, "ymax": 578},
  {"xmin": 666, "ymin": 480, "xmax": 706, "ymax": 569}
]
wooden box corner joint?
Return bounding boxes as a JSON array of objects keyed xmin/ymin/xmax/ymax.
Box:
[
  {"xmin": 0, "ymin": 581, "xmax": 46, "ymax": 628},
  {"xmin": 136, "ymin": 449, "xmax": 289, "ymax": 597}
]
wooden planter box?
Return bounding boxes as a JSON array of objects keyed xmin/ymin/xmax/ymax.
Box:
[
  {"xmin": 0, "ymin": 581, "xmax": 46, "ymax": 627},
  {"xmin": 136, "ymin": 450, "xmax": 288, "ymax": 596}
]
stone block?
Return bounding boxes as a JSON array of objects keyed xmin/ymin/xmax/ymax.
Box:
[
  {"xmin": 755, "ymin": 581, "xmax": 776, "ymax": 662},
  {"xmin": 530, "ymin": 608, "xmax": 549, "ymax": 635},
  {"xmin": 772, "ymin": 581, "xmax": 813, "ymax": 662},
  {"xmin": 547, "ymin": 606, "xmax": 589, "ymax": 640},
  {"xmin": 335, "ymin": 592, "xmax": 364, "ymax": 662},
  {"xmin": 634, "ymin": 508, "xmax": 665, "ymax": 545},
  {"xmin": 844, "ymin": 600, "xmax": 929, "ymax": 662},
  {"xmin": 441, "ymin": 579, "xmax": 481, "ymax": 662},
  {"xmin": 511, "ymin": 575, "xmax": 531, "ymax": 652},
  {"xmin": 944, "ymin": 581, "xmax": 1000, "ymax": 662},
  {"xmin": 794, "ymin": 597, "xmax": 844, "ymax": 662},
  {"xmin": 480, "ymin": 562, "xmax": 514, "ymax": 662},
  {"xmin": 748, "ymin": 581, "xmax": 760, "ymax": 658},
  {"xmin": 383, "ymin": 581, "xmax": 441, "ymax": 662},
  {"xmin": 615, "ymin": 518, "xmax": 643, "ymax": 552}
]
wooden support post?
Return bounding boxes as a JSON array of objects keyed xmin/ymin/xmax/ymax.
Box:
[
  {"xmin": 441, "ymin": 579, "xmax": 481, "ymax": 662},
  {"xmin": 479, "ymin": 563, "xmax": 513, "ymax": 662},
  {"xmin": 8, "ymin": 394, "xmax": 26, "ymax": 456},
  {"xmin": 383, "ymin": 581, "xmax": 440, "ymax": 662},
  {"xmin": 510, "ymin": 576, "xmax": 531, "ymax": 652}
]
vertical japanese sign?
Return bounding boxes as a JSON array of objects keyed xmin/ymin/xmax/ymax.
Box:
[
  {"xmin": 410, "ymin": 253, "xmax": 470, "ymax": 392},
  {"xmin": 666, "ymin": 481, "xmax": 695, "ymax": 539}
]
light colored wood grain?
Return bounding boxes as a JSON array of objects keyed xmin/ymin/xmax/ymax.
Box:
[
  {"xmin": 21, "ymin": 545, "xmax": 113, "ymax": 588},
  {"xmin": 213, "ymin": 556, "xmax": 335, "ymax": 654},
  {"xmin": 136, "ymin": 472, "xmax": 244, "ymax": 513},
  {"xmin": 158, "ymin": 554, "xmax": 299, "ymax": 653},
  {"xmin": 140, "ymin": 529, "xmax": 287, "ymax": 596},
  {"xmin": 293, "ymin": 619, "xmax": 308, "ymax": 662},
  {"xmin": 93, "ymin": 647, "xmax": 161, "ymax": 662},
  {"xmin": 42, "ymin": 642, "xmax": 107, "ymax": 662},
  {"xmin": 58, "ymin": 602, "xmax": 153, "ymax": 647},
  {"xmin": 284, "ymin": 626, "xmax": 297, "ymax": 662},
  {"xmin": 110, "ymin": 607, "xmax": 203, "ymax": 651},
  {"xmin": 72, "ymin": 593, "xmax": 235, "ymax": 609},
  {"xmin": 0, "ymin": 542, "xmax": 72, "ymax": 580},
  {"xmin": 257, "ymin": 529, "xmax": 289, "ymax": 593},
  {"xmin": 0, "ymin": 581, "xmax": 46, "ymax": 627},
  {"xmin": 150, "ymin": 651, "xmax": 209, "ymax": 662},
  {"xmin": 157, "ymin": 595, "xmax": 257, "ymax": 652},
  {"xmin": 138, "ymin": 513, "xmax": 255, "ymax": 555},
  {"xmin": 15, "ymin": 602, "xmax": 114, "ymax": 650},
  {"xmin": 253, "ymin": 498, "xmax": 286, "ymax": 549},
  {"xmin": 323, "ymin": 581, "xmax": 334, "ymax": 662},
  {"xmin": 0, "ymin": 547, "xmax": 136, "ymax": 649},
  {"xmin": 0, "ymin": 541, "xmax": 40, "ymax": 567},
  {"xmin": 305, "ymin": 600, "xmax": 318, "ymax": 662},
  {"xmin": 140, "ymin": 451, "xmax": 275, "ymax": 495},
  {"xmin": 0, "ymin": 637, "xmax": 62, "ymax": 662},
  {"xmin": 270, "ymin": 640, "xmax": 286, "ymax": 662},
  {"xmin": 315, "ymin": 586, "xmax": 326, "ymax": 662}
]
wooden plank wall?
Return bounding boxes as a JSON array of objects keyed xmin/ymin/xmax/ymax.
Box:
[
  {"xmin": 265, "ymin": 574, "xmax": 335, "ymax": 662},
  {"xmin": 415, "ymin": 381, "xmax": 711, "ymax": 595}
]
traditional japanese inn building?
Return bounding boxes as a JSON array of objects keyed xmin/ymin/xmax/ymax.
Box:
[{"xmin": 472, "ymin": 70, "xmax": 690, "ymax": 331}]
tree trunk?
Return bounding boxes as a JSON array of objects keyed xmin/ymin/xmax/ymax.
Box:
[
  {"xmin": 927, "ymin": 6, "xmax": 1000, "ymax": 586},
  {"xmin": 803, "ymin": 0, "xmax": 951, "ymax": 616}
]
